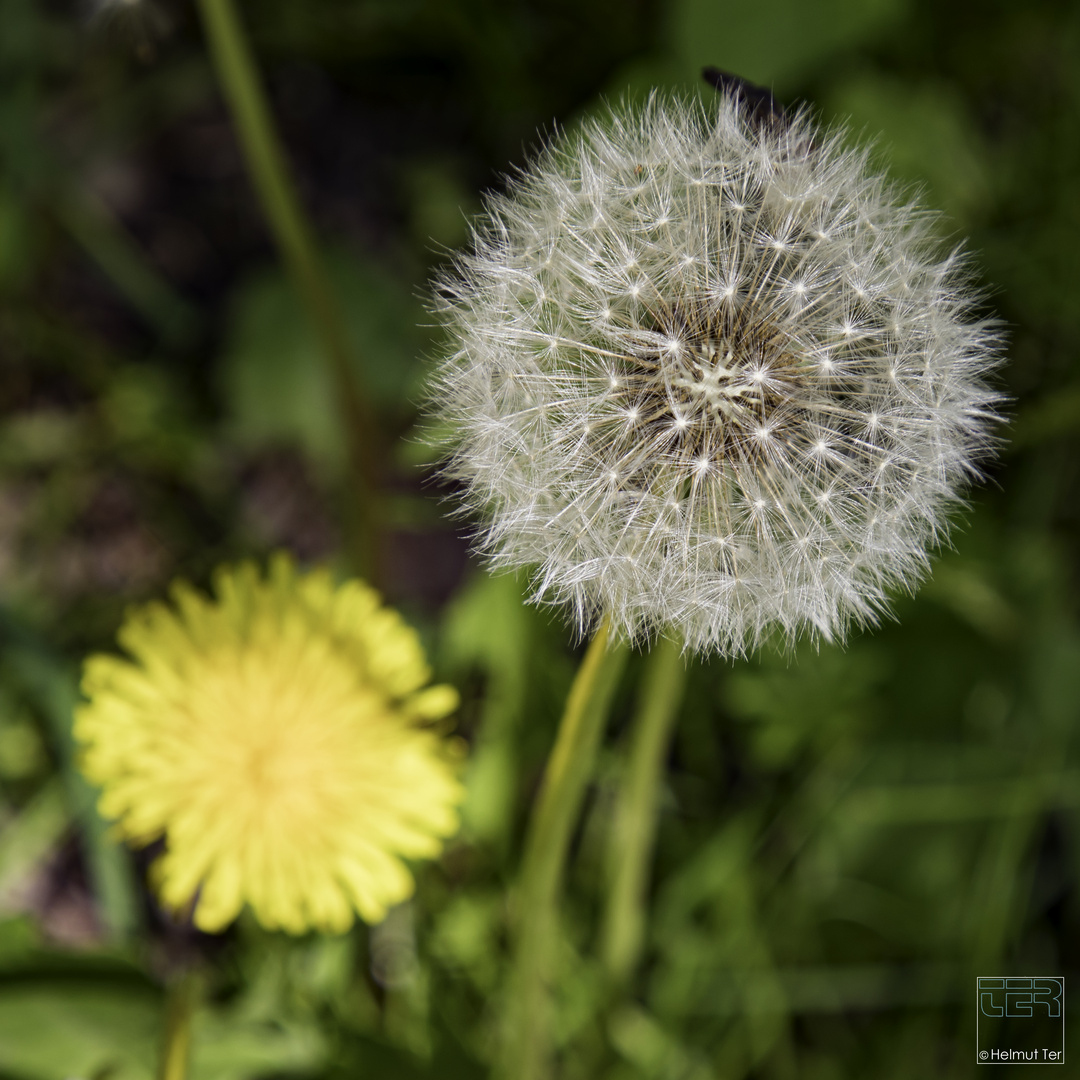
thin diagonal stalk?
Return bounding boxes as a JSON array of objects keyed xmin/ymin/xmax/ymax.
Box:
[
  {"xmin": 499, "ymin": 617, "xmax": 628, "ymax": 1080},
  {"xmin": 601, "ymin": 634, "xmax": 686, "ymax": 986},
  {"xmin": 195, "ymin": 0, "xmax": 378, "ymax": 576}
]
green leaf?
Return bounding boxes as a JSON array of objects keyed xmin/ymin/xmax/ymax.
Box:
[
  {"xmin": 439, "ymin": 573, "xmax": 532, "ymax": 845},
  {"xmin": 671, "ymin": 0, "xmax": 909, "ymax": 91},
  {"xmin": 0, "ymin": 781, "xmax": 68, "ymax": 902},
  {"xmin": 0, "ymin": 982, "xmax": 159, "ymax": 1080},
  {"xmin": 0, "ymin": 618, "xmax": 139, "ymax": 942},
  {"xmin": 218, "ymin": 249, "xmax": 429, "ymax": 471},
  {"xmin": 191, "ymin": 1010, "xmax": 327, "ymax": 1080},
  {"xmin": 823, "ymin": 74, "xmax": 994, "ymax": 223}
]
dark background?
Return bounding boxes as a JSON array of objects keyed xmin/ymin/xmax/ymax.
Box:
[{"xmin": 0, "ymin": 0, "xmax": 1077, "ymax": 1076}]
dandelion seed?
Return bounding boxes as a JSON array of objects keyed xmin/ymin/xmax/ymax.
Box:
[
  {"xmin": 75, "ymin": 555, "xmax": 465, "ymax": 933},
  {"xmin": 429, "ymin": 91, "xmax": 1002, "ymax": 656}
]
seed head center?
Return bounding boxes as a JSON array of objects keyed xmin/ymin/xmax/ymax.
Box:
[{"xmin": 668, "ymin": 337, "xmax": 765, "ymax": 424}]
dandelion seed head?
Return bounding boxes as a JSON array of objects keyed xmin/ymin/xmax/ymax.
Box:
[{"xmin": 429, "ymin": 92, "xmax": 1003, "ymax": 655}]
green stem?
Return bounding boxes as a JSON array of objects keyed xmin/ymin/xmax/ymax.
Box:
[
  {"xmin": 601, "ymin": 635, "xmax": 686, "ymax": 986},
  {"xmin": 195, "ymin": 0, "xmax": 378, "ymax": 577},
  {"xmin": 499, "ymin": 618, "xmax": 628, "ymax": 1080},
  {"xmin": 158, "ymin": 969, "xmax": 200, "ymax": 1080}
]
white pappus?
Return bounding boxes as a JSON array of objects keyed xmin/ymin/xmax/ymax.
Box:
[{"xmin": 428, "ymin": 90, "xmax": 1003, "ymax": 656}]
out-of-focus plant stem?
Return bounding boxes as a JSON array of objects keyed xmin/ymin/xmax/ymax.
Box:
[
  {"xmin": 499, "ymin": 617, "xmax": 628, "ymax": 1080},
  {"xmin": 195, "ymin": 0, "xmax": 378, "ymax": 578},
  {"xmin": 601, "ymin": 635, "xmax": 686, "ymax": 986},
  {"xmin": 158, "ymin": 969, "xmax": 200, "ymax": 1080}
]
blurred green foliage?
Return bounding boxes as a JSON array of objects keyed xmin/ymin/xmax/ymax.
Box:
[
  {"xmin": 0, "ymin": 0, "xmax": 1078, "ymax": 1077},
  {"xmin": 219, "ymin": 251, "xmax": 430, "ymax": 471}
]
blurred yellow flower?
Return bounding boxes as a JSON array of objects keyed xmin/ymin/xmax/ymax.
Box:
[{"xmin": 75, "ymin": 554, "xmax": 464, "ymax": 934}]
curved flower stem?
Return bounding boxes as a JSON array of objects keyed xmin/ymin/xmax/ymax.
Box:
[
  {"xmin": 601, "ymin": 635, "xmax": 687, "ymax": 986},
  {"xmin": 500, "ymin": 617, "xmax": 628, "ymax": 1080},
  {"xmin": 195, "ymin": 0, "xmax": 378, "ymax": 577},
  {"xmin": 158, "ymin": 968, "xmax": 200, "ymax": 1080}
]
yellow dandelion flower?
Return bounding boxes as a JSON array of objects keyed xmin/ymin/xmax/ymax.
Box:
[{"xmin": 74, "ymin": 554, "xmax": 465, "ymax": 935}]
